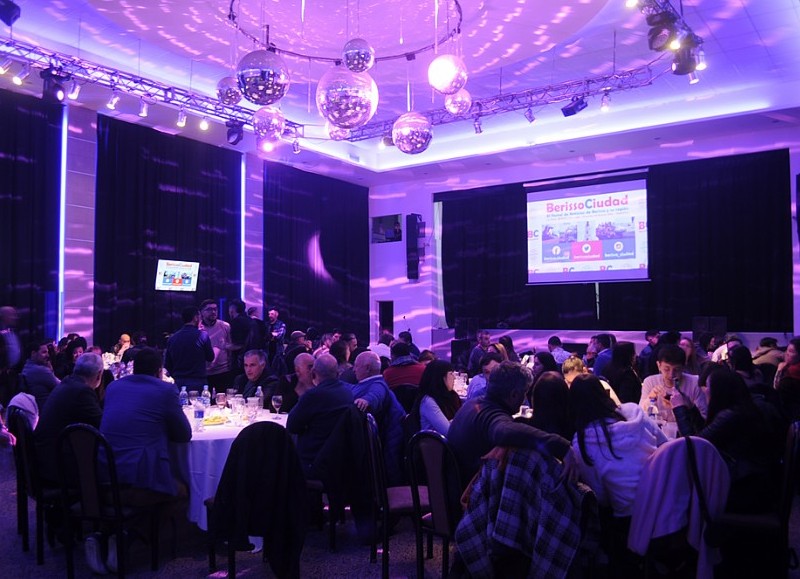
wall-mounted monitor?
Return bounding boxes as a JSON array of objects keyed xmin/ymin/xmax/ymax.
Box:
[
  {"xmin": 371, "ymin": 214, "xmax": 402, "ymax": 243},
  {"xmin": 155, "ymin": 259, "xmax": 199, "ymax": 292}
]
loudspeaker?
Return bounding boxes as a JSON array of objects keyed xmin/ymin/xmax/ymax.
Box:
[
  {"xmin": 0, "ymin": 0, "xmax": 20, "ymax": 26},
  {"xmin": 406, "ymin": 213, "xmax": 422, "ymax": 280}
]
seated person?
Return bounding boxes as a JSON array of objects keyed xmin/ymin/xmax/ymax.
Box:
[
  {"xmin": 286, "ymin": 354, "xmax": 354, "ymax": 475},
  {"xmin": 447, "ymin": 361, "xmax": 576, "ymax": 489},
  {"xmin": 414, "ymin": 360, "xmax": 462, "ymax": 436},
  {"xmin": 562, "ymin": 355, "xmax": 621, "ymax": 406},
  {"xmin": 100, "ymin": 347, "xmax": 191, "ymax": 505},
  {"xmin": 465, "ymin": 352, "xmax": 503, "ymax": 400},
  {"xmin": 233, "ymin": 349, "xmax": 279, "ymax": 405},
  {"xmin": 602, "ymin": 341, "xmax": 643, "ymax": 404},
  {"xmin": 21, "ymin": 338, "xmax": 60, "ymax": 413},
  {"xmin": 525, "ymin": 371, "xmax": 574, "ymax": 441},
  {"xmin": 35, "ymin": 352, "xmax": 104, "ymax": 485},
  {"xmin": 383, "ymin": 341, "xmax": 425, "ymax": 389},
  {"xmin": 273, "ymin": 352, "xmax": 315, "ymax": 414}
]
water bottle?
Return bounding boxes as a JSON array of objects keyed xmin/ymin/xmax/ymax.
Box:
[
  {"xmin": 255, "ymin": 385, "xmax": 264, "ymax": 409},
  {"xmin": 201, "ymin": 384, "xmax": 211, "ymax": 407},
  {"xmin": 179, "ymin": 386, "xmax": 189, "ymax": 407},
  {"xmin": 647, "ymin": 393, "xmax": 659, "ymax": 421},
  {"xmin": 192, "ymin": 400, "xmax": 205, "ymax": 432}
]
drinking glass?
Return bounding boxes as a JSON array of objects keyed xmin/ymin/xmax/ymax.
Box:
[
  {"xmin": 271, "ymin": 395, "xmax": 283, "ymax": 418},
  {"xmin": 216, "ymin": 392, "xmax": 227, "ymax": 409},
  {"xmin": 226, "ymin": 388, "xmax": 237, "ymax": 400}
]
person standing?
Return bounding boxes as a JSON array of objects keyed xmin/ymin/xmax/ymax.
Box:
[
  {"xmin": 266, "ymin": 307, "xmax": 287, "ymax": 364},
  {"xmin": 0, "ymin": 306, "xmax": 22, "ymax": 407},
  {"xmin": 164, "ymin": 306, "xmax": 214, "ymax": 390},
  {"xmin": 199, "ymin": 299, "xmax": 233, "ymax": 393}
]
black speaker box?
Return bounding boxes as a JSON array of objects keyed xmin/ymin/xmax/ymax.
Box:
[{"xmin": 0, "ymin": 0, "xmax": 20, "ymax": 26}]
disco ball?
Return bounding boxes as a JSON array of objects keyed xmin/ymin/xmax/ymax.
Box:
[
  {"xmin": 392, "ymin": 112, "xmax": 432, "ymax": 155},
  {"xmin": 325, "ymin": 122, "xmax": 352, "ymax": 141},
  {"xmin": 236, "ymin": 49, "xmax": 290, "ymax": 106},
  {"xmin": 316, "ymin": 67, "xmax": 379, "ymax": 129},
  {"xmin": 445, "ymin": 88, "xmax": 472, "ymax": 116},
  {"xmin": 216, "ymin": 76, "xmax": 242, "ymax": 106},
  {"xmin": 343, "ymin": 38, "xmax": 375, "ymax": 73},
  {"xmin": 428, "ymin": 54, "xmax": 468, "ymax": 95},
  {"xmin": 252, "ymin": 106, "xmax": 285, "ymax": 141}
]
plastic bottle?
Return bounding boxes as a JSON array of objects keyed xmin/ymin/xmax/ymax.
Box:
[
  {"xmin": 255, "ymin": 385, "xmax": 264, "ymax": 409},
  {"xmin": 201, "ymin": 384, "xmax": 211, "ymax": 407},
  {"xmin": 193, "ymin": 400, "xmax": 205, "ymax": 432},
  {"xmin": 179, "ymin": 386, "xmax": 189, "ymax": 407},
  {"xmin": 647, "ymin": 393, "xmax": 659, "ymax": 421}
]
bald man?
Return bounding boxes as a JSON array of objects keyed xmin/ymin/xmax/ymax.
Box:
[{"xmin": 286, "ymin": 354, "xmax": 354, "ymax": 473}]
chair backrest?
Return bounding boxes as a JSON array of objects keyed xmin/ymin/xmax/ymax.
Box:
[
  {"xmin": 365, "ymin": 413, "xmax": 390, "ymax": 512},
  {"xmin": 56, "ymin": 423, "xmax": 123, "ymax": 521},
  {"xmin": 408, "ymin": 430, "xmax": 462, "ymax": 537},
  {"xmin": 393, "ymin": 384, "xmax": 418, "ymax": 414},
  {"xmin": 7, "ymin": 406, "xmax": 40, "ymax": 497},
  {"xmin": 777, "ymin": 421, "xmax": 800, "ymax": 530}
]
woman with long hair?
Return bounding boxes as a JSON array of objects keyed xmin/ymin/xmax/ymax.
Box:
[
  {"xmin": 531, "ymin": 351, "xmax": 560, "ymax": 385},
  {"xmin": 527, "ymin": 371, "xmax": 574, "ymax": 441},
  {"xmin": 678, "ymin": 336, "xmax": 703, "ymax": 375},
  {"xmin": 570, "ymin": 374, "xmax": 666, "ymax": 518},
  {"xmin": 603, "ymin": 341, "xmax": 642, "ymax": 404},
  {"xmin": 415, "ymin": 359, "xmax": 462, "ymax": 436}
]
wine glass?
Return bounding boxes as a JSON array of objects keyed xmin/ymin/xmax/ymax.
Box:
[
  {"xmin": 215, "ymin": 392, "xmax": 227, "ymax": 410},
  {"xmin": 271, "ymin": 395, "xmax": 283, "ymax": 418}
]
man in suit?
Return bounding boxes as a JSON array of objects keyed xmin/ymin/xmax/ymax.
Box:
[
  {"xmin": 164, "ymin": 306, "xmax": 214, "ymax": 391},
  {"xmin": 100, "ymin": 347, "xmax": 191, "ymax": 504}
]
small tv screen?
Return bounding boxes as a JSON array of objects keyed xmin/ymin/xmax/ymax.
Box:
[{"xmin": 155, "ymin": 259, "xmax": 199, "ymax": 292}]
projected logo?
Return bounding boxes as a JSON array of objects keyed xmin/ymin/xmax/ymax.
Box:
[{"xmin": 571, "ymin": 241, "xmax": 602, "ymax": 261}]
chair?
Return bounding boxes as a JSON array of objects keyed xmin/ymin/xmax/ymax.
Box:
[
  {"xmin": 205, "ymin": 421, "xmax": 307, "ymax": 578},
  {"xmin": 407, "ymin": 430, "xmax": 463, "ymax": 579},
  {"xmin": 712, "ymin": 421, "xmax": 800, "ymax": 577},
  {"xmin": 56, "ymin": 423, "xmax": 161, "ymax": 579},
  {"xmin": 364, "ymin": 413, "xmax": 430, "ymax": 579},
  {"xmin": 392, "ymin": 384, "xmax": 419, "ymax": 414},
  {"xmin": 7, "ymin": 406, "xmax": 60, "ymax": 565}
]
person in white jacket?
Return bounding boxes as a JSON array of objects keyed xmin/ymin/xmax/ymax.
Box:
[{"xmin": 570, "ymin": 374, "xmax": 668, "ymax": 518}]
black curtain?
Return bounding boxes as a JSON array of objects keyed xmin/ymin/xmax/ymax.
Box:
[
  {"xmin": 0, "ymin": 89, "xmax": 62, "ymax": 343},
  {"xmin": 440, "ymin": 149, "xmax": 792, "ymax": 332},
  {"xmin": 94, "ymin": 116, "xmax": 241, "ymax": 350},
  {"xmin": 263, "ymin": 161, "xmax": 369, "ymax": 341}
]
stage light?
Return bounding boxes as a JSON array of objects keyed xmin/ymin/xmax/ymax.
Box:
[
  {"xmin": 256, "ymin": 135, "xmax": 274, "ymax": 153},
  {"xmin": 671, "ymin": 47, "xmax": 697, "ymax": 75},
  {"xmin": 137, "ymin": 98, "xmax": 149, "ymax": 117},
  {"xmin": 292, "ymin": 139, "xmax": 301, "ymax": 154},
  {"xmin": 176, "ymin": 108, "xmax": 187, "ymax": 128},
  {"xmin": 600, "ymin": 92, "xmax": 610, "ymax": 113},
  {"xmin": 646, "ymin": 12, "xmax": 677, "ymax": 52},
  {"xmin": 695, "ymin": 49, "xmax": 707, "ymax": 71},
  {"xmin": 199, "ymin": 116, "xmax": 209, "ymax": 131},
  {"xmin": 40, "ymin": 67, "xmax": 69, "ymax": 102},
  {"xmin": 669, "ymin": 30, "xmax": 687, "ymax": 51},
  {"xmin": 473, "ymin": 118, "xmax": 482, "ymax": 134},
  {"xmin": 226, "ymin": 120, "xmax": 244, "ymax": 145},
  {"xmin": 0, "ymin": 0, "xmax": 21, "ymax": 27},
  {"xmin": 67, "ymin": 80, "xmax": 81, "ymax": 100},
  {"xmin": 12, "ymin": 63, "xmax": 30, "ymax": 86},
  {"xmin": 561, "ymin": 96, "xmax": 587, "ymax": 117},
  {"xmin": 0, "ymin": 58, "xmax": 11, "ymax": 75},
  {"xmin": 524, "ymin": 107, "xmax": 535, "ymax": 123},
  {"xmin": 625, "ymin": 0, "xmax": 640, "ymax": 7},
  {"xmin": 688, "ymin": 72, "xmax": 700, "ymax": 85},
  {"xmin": 378, "ymin": 135, "xmax": 394, "ymax": 150},
  {"xmin": 106, "ymin": 90, "xmax": 120, "ymax": 110}
]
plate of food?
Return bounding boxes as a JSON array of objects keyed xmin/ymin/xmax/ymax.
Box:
[{"xmin": 202, "ymin": 415, "xmax": 228, "ymax": 426}]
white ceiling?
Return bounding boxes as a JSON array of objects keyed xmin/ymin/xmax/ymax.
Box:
[{"xmin": 3, "ymin": 0, "xmax": 800, "ymax": 186}]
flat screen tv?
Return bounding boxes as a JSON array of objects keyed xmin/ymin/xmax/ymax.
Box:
[{"xmin": 155, "ymin": 259, "xmax": 199, "ymax": 292}]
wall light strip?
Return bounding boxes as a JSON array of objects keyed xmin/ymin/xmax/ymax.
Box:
[
  {"xmin": 57, "ymin": 106, "xmax": 69, "ymax": 339},
  {"xmin": 240, "ymin": 155, "xmax": 246, "ymax": 302}
]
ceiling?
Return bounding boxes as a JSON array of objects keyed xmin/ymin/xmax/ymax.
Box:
[{"xmin": 2, "ymin": 0, "xmax": 800, "ymax": 186}]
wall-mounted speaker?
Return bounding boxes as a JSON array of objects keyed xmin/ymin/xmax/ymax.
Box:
[{"xmin": 406, "ymin": 213, "xmax": 423, "ymax": 280}]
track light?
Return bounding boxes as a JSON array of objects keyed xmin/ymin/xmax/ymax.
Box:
[
  {"xmin": 600, "ymin": 92, "xmax": 610, "ymax": 113},
  {"xmin": 225, "ymin": 120, "xmax": 244, "ymax": 145},
  {"xmin": 199, "ymin": 117, "xmax": 209, "ymax": 131},
  {"xmin": 40, "ymin": 67, "xmax": 69, "ymax": 102},
  {"xmin": 694, "ymin": 49, "xmax": 707, "ymax": 71},
  {"xmin": 67, "ymin": 80, "xmax": 81, "ymax": 100},
  {"xmin": 524, "ymin": 107, "xmax": 535, "ymax": 123},
  {"xmin": 646, "ymin": 12, "xmax": 677, "ymax": 52},
  {"xmin": 292, "ymin": 139, "xmax": 301, "ymax": 154},
  {"xmin": 561, "ymin": 96, "xmax": 587, "ymax": 117},
  {"xmin": 106, "ymin": 90, "xmax": 120, "ymax": 110},
  {"xmin": 138, "ymin": 98, "xmax": 149, "ymax": 117},
  {"xmin": 473, "ymin": 118, "xmax": 482, "ymax": 134},
  {"xmin": 671, "ymin": 47, "xmax": 697, "ymax": 75},
  {"xmin": 0, "ymin": 58, "xmax": 11, "ymax": 75},
  {"xmin": 669, "ymin": 30, "xmax": 687, "ymax": 51},
  {"xmin": 176, "ymin": 108, "xmax": 187, "ymax": 128},
  {"xmin": 12, "ymin": 63, "xmax": 30, "ymax": 86},
  {"xmin": 688, "ymin": 72, "xmax": 700, "ymax": 85}
]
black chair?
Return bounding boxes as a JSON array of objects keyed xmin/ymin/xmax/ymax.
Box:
[
  {"xmin": 56, "ymin": 423, "xmax": 161, "ymax": 579},
  {"xmin": 392, "ymin": 383, "xmax": 419, "ymax": 414},
  {"xmin": 364, "ymin": 413, "xmax": 429, "ymax": 579},
  {"xmin": 407, "ymin": 430, "xmax": 463, "ymax": 579},
  {"xmin": 205, "ymin": 421, "xmax": 307, "ymax": 578},
  {"xmin": 7, "ymin": 406, "xmax": 60, "ymax": 565}
]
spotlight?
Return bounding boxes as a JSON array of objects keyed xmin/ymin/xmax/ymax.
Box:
[
  {"xmin": 0, "ymin": 0, "xmax": 21, "ymax": 27},
  {"xmin": 292, "ymin": 139, "xmax": 301, "ymax": 154},
  {"xmin": 176, "ymin": 108, "xmax": 187, "ymax": 128},
  {"xmin": 225, "ymin": 120, "xmax": 244, "ymax": 145},
  {"xmin": 138, "ymin": 98, "xmax": 149, "ymax": 118},
  {"xmin": 12, "ymin": 63, "xmax": 30, "ymax": 86},
  {"xmin": 624, "ymin": 0, "xmax": 640, "ymax": 7},
  {"xmin": 0, "ymin": 57, "xmax": 11, "ymax": 75},
  {"xmin": 524, "ymin": 107, "xmax": 535, "ymax": 124},
  {"xmin": 561, "ymin": 96, "xmax": 587, "ymax": 117},
  {"xmin": 199, "ymin": 117, "xmax": 209, "ymax": 131},
  {"xmin": 669, "ymin": 30, "xmax": 687, "ymax": 51},
  {"xmin": 688, "ymin": 72, "xmax": 700, "ymax": 85},
  {"xmin": 671, "ymin": 47, "xmax": 697, "ymax": 75},
  {"xmin": 600, "ymin": 92, "xmax": 610, "ymax": 113},
  {"xmin": 40, "ymin": 67, "xmax": 70, "ymax": 102},
  {"xmin": 646, "ymin": 12, "xmax": 677, "ymax": 52},
  {"xmin": 256, "ymin": 135, "xmax": 274, "ymax": 154},
  {"xmin": 473, "ymin": 118, "xmax": 482, "ymax": 134},
  {"xmin": 67, "ymin": 80, "xmax": 81, "ymax": 100},
  {"xmin": 694, "ymin": 48, "xmax": 707, "ymax": 71},
  {"xmin": 106, "ymin": 90, "xmax": 120, "ymax": 110}
]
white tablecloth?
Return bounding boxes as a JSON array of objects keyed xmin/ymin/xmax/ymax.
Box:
[{"xmin": 176, "ymin": 413, "xmax": 288, "ymax": 530}]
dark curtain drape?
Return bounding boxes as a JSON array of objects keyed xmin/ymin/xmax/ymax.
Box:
[
  {"xmin": 263, "ymin": 161, "xmax": 368, "ymax": 341},
  {"xmin": 440, "ymin": 149, "xmax": 792, "ymax": 332},
  {"xmin": 0, "ymin": 89, "xmax": 62, "ymax": 343},
  {"xmin": 94, "ymin": 116, "xmax": 241, "ymax": 350}
]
